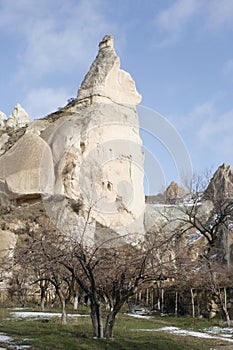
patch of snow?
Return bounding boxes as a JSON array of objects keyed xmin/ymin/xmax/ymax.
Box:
[
  {"xmin": 10, "ymin": 311, "xmax": 88, "ymax": 320},
  {"xmin": 126, "ymin": 313, "xmax": 151, "ymax": 319},
  {"xmin": 135, "ymin": 326, "xmax": 233, "ymax": 343},
  {"xmin": 0, "ymin": 333, "xmax": 13, "ymax": 343},
  {"xmin": 8, "ymin": 307, "xmax": 30, "ymax": 311},
  {"xmin": 204, "ymin": 326, "xmax": 233, "ymax": 335},
  {"xmin": 187, "ymin": 231, "xmax": 202, "ymax": 244},
  {"xmin": 0, "ymin": 331, "xmax": 33, "ymax": 349}
]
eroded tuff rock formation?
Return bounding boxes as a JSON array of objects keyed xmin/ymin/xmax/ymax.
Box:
[
  {"xmin": 0, "ymin": 104, "xmax": 30, "ymax": 131},
  {"xmin": 204, "ymin": 163, "xmax": 233, "ymax": 201},
  {"xmin": 0, "ymin": 34, "xmax": 232, "ymax": 273},
  {"xmin": 0, "ymin": 35, "xmax": 145, "ymax": 246}
]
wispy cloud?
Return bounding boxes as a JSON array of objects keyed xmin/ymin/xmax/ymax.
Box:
[
  {"xmin": 154, "ymin": 0, "xmax": 200, "ymax": 45},
  {"xmin": 154, "ymin": 0, "xmax": 233, "ymax": 46},
  {"xmin": 0, "ymin": 0, "xmax": 118, "ymax": 117},
  {"xmin": 23, "ymin": 87, "xmax": 68, "ymax": 119},
  {"xmin": 170, "ymin": 100, "xmax": 233, "ymax": 167},
  {"xmin": 205, "ymin": 0, "xmax": 233, "ymax": 31},
  {"xmin": 0, "ymin": 0, "xmax": 116, "ymax": 79},
  {"xmin": 169, "ymin": 101, "xmax": 214, "ymax": 131},
  {"xmin": 198, "ymin": 109, "xmax": 233, "ymax": 151},
  {"xmin": 22, "ymin": 1, "xmax": 115, "ymax": 78},
  {"xmin": 188, "ymin": 103, "xmax": 233, "ymax": 159}
]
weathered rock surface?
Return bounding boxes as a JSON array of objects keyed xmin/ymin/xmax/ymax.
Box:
[
  {"xmin": 0, "ymin": 133, "xmax": 9, "ymax": 156},
  {"xmin": 0, "ymin": 132, "xmax": 54, "ymax": 202},
  {"xmin": 5, "ymin": 104, "xmax": 30, "ymax": 129},
  {"xmin": 0, "ymin": 229, "xmax": 17, "ymax": 258},
  {"xmin": 41, "ymin": 35, "xmax": 145, "ymax": 243},
  {"xmin": 165, "ymin": 181, "xmax": 188, "ymax": 203},
  {"xmin": 0, "ymin": 35, "xmax": 145, "ymax": 244},
  {"xmin": 204, "ymin": 163, "xmax": 233, "ymax": 200},
  {"xmin": 77, "ymin": 35, "xmax": 141, "ymax": 106},
  {"xmin": 0, "ymin": 111, "xmax": 6, "ymax": 129},
  {"xmin": 0, "ymin": 35, "xmax": 231, "ymax": 252}
]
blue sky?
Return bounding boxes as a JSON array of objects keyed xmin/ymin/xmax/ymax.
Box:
[{"xmin": 0, "ymin": 0, "xmax": 232, "ymax": 193}]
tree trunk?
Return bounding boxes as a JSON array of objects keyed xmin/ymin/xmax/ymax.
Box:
[
  {"xmin": 146, "ymin": 288, "xmax": 149, "ymax": 306},
  {"xmin": 104, "ymin": 299, "xmax": 125, "ymax": 339},
  {"xmin": 161, "ymin": 288, "xmax": 164, "ymax": 313},
  {"xmin": 138, "ymin": 290, "xmax": 142, "ymax": 303},
  {"xmin": 61, "ymin": 299, "xmax": 68, "ymax": 325},
  {"xmin": 175, "ymin": 291, "xmax": 178, "ymax": 316},
  {"xmin": 104, "ymin": 310, "xmax": 117, "ymax": 338},
  {"xmin": 16, "ymin": 279, "xmax": 25, "ymax": 307},
  {"xmin": 73, "ymin": 295, "xmax": 78, "ymax": 310},
  {"xmin": 90, "ymin": 301, "xmax": 103, "ymax": 338},
  {"xmin": 57, "ymin": 288, "xmax": 68, "ymax": 325},
  {"xmin": 41, "ymin": 297, "xmax": 45, "ymax": 311},
  {"xmin": 191, "ymin": 288, "xmax": 195, "ymax": 318},
  {"xmin": 217, "ymin": 289, "xmax": 231, "ymax": 326},
  {"xmin": 224, "ymin": 288, "xmax": 227, "ymax": 312}
]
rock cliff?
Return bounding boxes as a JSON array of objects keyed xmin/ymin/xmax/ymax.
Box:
[{"xmin": 0, "ymin": 35, "xmax": 145, "ymax": 246}]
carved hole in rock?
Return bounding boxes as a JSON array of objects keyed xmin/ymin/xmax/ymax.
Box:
[
  {"xmin": 70, "ymin": 199, "xmax": 83, "ymax": 214},
  {"xmin": 80, "ymin": 142, "xmax": 85, "ymax": 153},
  {"xmin": 107, "ymin": 181, "xmax": 112, "ymax": 191}
]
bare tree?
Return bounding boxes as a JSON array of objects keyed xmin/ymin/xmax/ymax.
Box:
[{"xmin": 172, "ymin": 172, "xmax": 233, "ymax": 322}]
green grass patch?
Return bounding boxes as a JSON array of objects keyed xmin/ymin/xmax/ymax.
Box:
[{"xmin": 0, "ymin": 307, "xmax": 225, "ymax": 350}]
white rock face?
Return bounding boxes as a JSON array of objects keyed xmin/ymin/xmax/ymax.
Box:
[
  {"xmin": 42, "ymin": 104, "xmax": 145, "ymax": 242},
  {"xmin": 0, "ymin": 132, "xmax": 54, "ymax": 200},
  {"xmin": 0, "ymin": 111, "xmax": 6, "ymax": 129},
  {"xmin": 0, "ymin": 35, "xmax": 145, "ymax": 245},
  {"xmin": 77, "ymin": 35, "xmax": 141, "ymax": 106},
  {"xmin": 6, "ymin": 103, "xmax": 30, "ymax": 129},
  {"xmin": 0, "ymin": 133, "xmax": 9, "ymax": 156},
  {"xmin": 41, "ymin": 35, "xmax": 145, "ymax": 243}
]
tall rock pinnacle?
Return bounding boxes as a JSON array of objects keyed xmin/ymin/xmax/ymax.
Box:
[{"xmin": 77, "ymin": 35, "xmax": 141, "ymax": 106}]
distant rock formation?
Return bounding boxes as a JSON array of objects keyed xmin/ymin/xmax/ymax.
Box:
[
  {"xmin": 165, "ymin": 181, "xmax": 188, "ymax": 203},
  {"xmin": 204, "ymin": 163, "xmax": 233, "ymax": 201},
  {"xmin": 1, "ymin": 104, "xmax": 30, "ymax": 129},
  {"xmin": 145, "ymin": 181, "xmax": 187, "ymax": 204},
  {"xmin": 0, "ymin": 104, "xmax": 31, "ymax": 157}
]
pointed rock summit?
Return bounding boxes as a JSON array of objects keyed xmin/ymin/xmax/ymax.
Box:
[
  {"xmin": 6, "ymin": 104, "xmax": 30, "ymax": 128},
  {"xmin": 204, "ymin": 163, "xmax": 233, "ymax": 200},
  {"xmin": 165, "ymin": 181, "xmax": 187, "ymax": 203},
  {"xmin": 0, "ymin": 35, "xmax": 145, "ymax": 244},
  {"xmin": 77, "ymin": 35, "xmax": 141, "ymax": 107}
]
